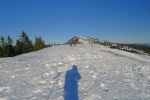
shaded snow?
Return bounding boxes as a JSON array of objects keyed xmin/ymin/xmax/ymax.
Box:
[{"xmin": 0, "ymin": 44, "xmax": 150, "ymax": 100}]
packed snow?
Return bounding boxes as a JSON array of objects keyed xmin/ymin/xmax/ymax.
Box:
[{"xmin": 0, "ymin": 44, "xmax": 150, "ymax": 100}]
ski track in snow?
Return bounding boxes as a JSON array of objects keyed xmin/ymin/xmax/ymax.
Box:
[{"xmin": 0, "ymin": 44, "xmax": 150, "ymax": 100}]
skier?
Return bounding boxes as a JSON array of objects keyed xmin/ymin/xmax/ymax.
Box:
[{"xmin": 64, "ymin": 65, "xmax": 81, "ymax": 100}]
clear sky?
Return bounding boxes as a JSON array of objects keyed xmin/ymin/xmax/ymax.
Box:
[{"xmin": 0, "ymin": 0, "xmax": 150, "ymax": 43}]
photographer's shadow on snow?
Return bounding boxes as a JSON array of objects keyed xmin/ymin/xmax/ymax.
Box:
[{"xmin": 64, "ymin": 65, "xmax": 81, "ymax": 100}]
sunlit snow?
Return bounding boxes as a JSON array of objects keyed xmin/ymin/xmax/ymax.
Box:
[{"xmin": 0, "ymin": 44, "xmax": 150, "ymax": 100}]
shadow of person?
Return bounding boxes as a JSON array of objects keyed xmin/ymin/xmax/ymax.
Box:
[{"xmin": 64, "ymin": 65, "xmax": 81, "ymax": 100}]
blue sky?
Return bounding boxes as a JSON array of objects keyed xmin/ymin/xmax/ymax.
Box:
[{"xmin": 0, "ymin": 0, "xmax": 150, "ymax": 43}]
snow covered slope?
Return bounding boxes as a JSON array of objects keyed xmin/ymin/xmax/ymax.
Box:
[
  {"xmin": 0, "ymin": 44, "xmax": 150, "ymax": 100},
  {"xmin": 72, "ymin": 36, "xmax": 102, "ymax": 44}
]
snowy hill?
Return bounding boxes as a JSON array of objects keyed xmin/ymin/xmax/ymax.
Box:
[
  {"xmin": 67, "ymin": 36, "xmax": 103, "ymax": 44},
  {"xmin": 0, "ymin": 44, "xmax": 150, "ymax": 100},
  {"xmin": 77, "ymin": 36, "xmax": 97, "ymax": 44}
]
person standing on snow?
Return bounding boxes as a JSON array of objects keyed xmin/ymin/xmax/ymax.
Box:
[
  {"xmin": 69, "ymin": 36, "xmax": 78, "ymax": 47},
  {"xmin": 72, "ymin": 36, "xmax": 78, "ymax": 47}
]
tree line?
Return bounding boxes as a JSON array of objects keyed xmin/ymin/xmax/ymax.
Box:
[
  {"xmin": 89, "ymin": 39, "xmax": 150, "ymax": 55},
  {"xmin": 124, "ymin": 44, "xmax": 150, "ymax": 54},
  {"xmin": 0, "ymin": 31, "xmax": 50, "ymax": 57},
  {"xmin": 110, "ymin": 43, "xmax": 150, "ymax": 55}
]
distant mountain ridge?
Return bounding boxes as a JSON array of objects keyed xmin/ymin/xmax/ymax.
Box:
[
  {"xmin": 67, "ymin": 36, "xmax": 150, "ymax": 55},
  {"xmin": 67, "ymin": 36, "xmax": 104, "ymax": 44}
]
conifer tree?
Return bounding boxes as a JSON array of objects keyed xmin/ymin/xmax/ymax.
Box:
[
  {"xmin": 0, "ymin": 36, "xmax": 5, "ymax": 47},
  {"xmin": 15, "ymin": 39, "xmax": 23, "ymax": 55},
  {"xmin": 34, "ymin": 36, "xmax": 45, "ymax": 50},
  {"xmin": 0, "ymin": 36, "xmax": 6, "ymax": 56},
  {"xmin": 0, "ymin": 36, "xmax": 15, "ymax": 57},
  {"xmin": 7, "ymin": 36, "xmax": 13, "ymax": 45},
  {"xmin": 0, "ymin": 36, "xmax": 5, "ymax": 57},
  {"xmin": 7, "ymin": 36, "xmax": 15, "ymax": 56},
  {"xmin": 19, "ymin": 31, "xmax": 33, "ymax": 53}
]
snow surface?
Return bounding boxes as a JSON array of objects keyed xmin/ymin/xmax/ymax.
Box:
[{"xmin": 0, "ymin": 44, "xmax": 150, "ymax": 100}]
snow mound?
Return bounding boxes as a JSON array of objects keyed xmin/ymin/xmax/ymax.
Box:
[{"xmin": 0, "ymin": 44, "xmax": 150, "ymax": 100}]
